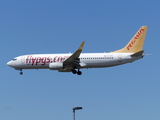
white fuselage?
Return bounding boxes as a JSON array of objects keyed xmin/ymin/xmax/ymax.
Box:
[
  {"xmin": 6, "ymin": 26, "xmax": 147, "ymax": 75},
  {"xmin": 7, "ymin": 52, "xmax": 142, "ymax": 70}
]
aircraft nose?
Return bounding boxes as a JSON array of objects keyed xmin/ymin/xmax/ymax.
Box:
[{"xmin": 7, "ymin": 61, "xmax": 12, "ymax": 67}]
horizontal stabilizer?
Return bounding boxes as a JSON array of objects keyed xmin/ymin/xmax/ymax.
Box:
[{"xmin": 131, "ymin": 50, "xmax": 144, "ymax": 57}]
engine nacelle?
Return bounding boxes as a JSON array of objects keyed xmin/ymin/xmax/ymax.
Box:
[{"xmin": 49, "ymin": 62, "xmax": 63, "ymax": 70}]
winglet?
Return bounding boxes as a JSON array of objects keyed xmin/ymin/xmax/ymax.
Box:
[
  {"xmin": 64, "ymin": 41, "xmax": 85, "ymax": 63},
  {"xmin": 111, "ymin": 26, "xmax": 148, "ymax": 53},
  {"xmin": 78, "ymin": 41, "xmax": 85, "ymax": 52}
]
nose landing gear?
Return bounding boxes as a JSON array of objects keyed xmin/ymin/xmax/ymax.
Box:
[
  {"xmin": 18, "ymin": 69, "xmax": 23, "ymax": 75},
  {"xmin": 20, "ymin": 71, "xmax": 23, "ymax": 75}
]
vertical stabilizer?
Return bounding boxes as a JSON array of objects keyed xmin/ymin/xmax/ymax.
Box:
[{"xmin": 111, "ymin": 26, "xmax": 148, "ymax": 53}]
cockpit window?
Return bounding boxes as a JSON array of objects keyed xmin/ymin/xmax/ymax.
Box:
[{"xmin": 12, "ymin": 58, "xmax": 17, "ymax": 61}]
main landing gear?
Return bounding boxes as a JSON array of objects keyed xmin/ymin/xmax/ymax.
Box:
[{"xmin": 72, "ymin": 69, "xmax": 82, "ymax": 75}]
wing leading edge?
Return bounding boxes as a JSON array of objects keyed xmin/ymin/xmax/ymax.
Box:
[{"xmin": 63, "ymin": 41, "xmax": 85, "ymax": 69}]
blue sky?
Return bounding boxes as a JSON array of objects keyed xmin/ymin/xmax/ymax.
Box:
[{"xmin": 0, "ymin": 0, "xmax": 160, "ymax": 120}]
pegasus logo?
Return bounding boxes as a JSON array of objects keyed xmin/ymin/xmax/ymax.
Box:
[{"xmin": 127, "ymin": 28, "xmax": 144, "ymax": 50}]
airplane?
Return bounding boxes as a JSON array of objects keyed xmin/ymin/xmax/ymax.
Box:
[{"xmin": 7, "ymin": 26, "xmax": 148, "ymax": 75}]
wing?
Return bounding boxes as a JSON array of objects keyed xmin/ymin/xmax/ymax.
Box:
[{"xmin": 63, "ymin": 41, "xmax": 85, "ymax": 69}]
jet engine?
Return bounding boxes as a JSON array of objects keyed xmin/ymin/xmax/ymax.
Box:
[{"xmin": 49, "ymin": 62, "xmax": 63, "ymax": 70}]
